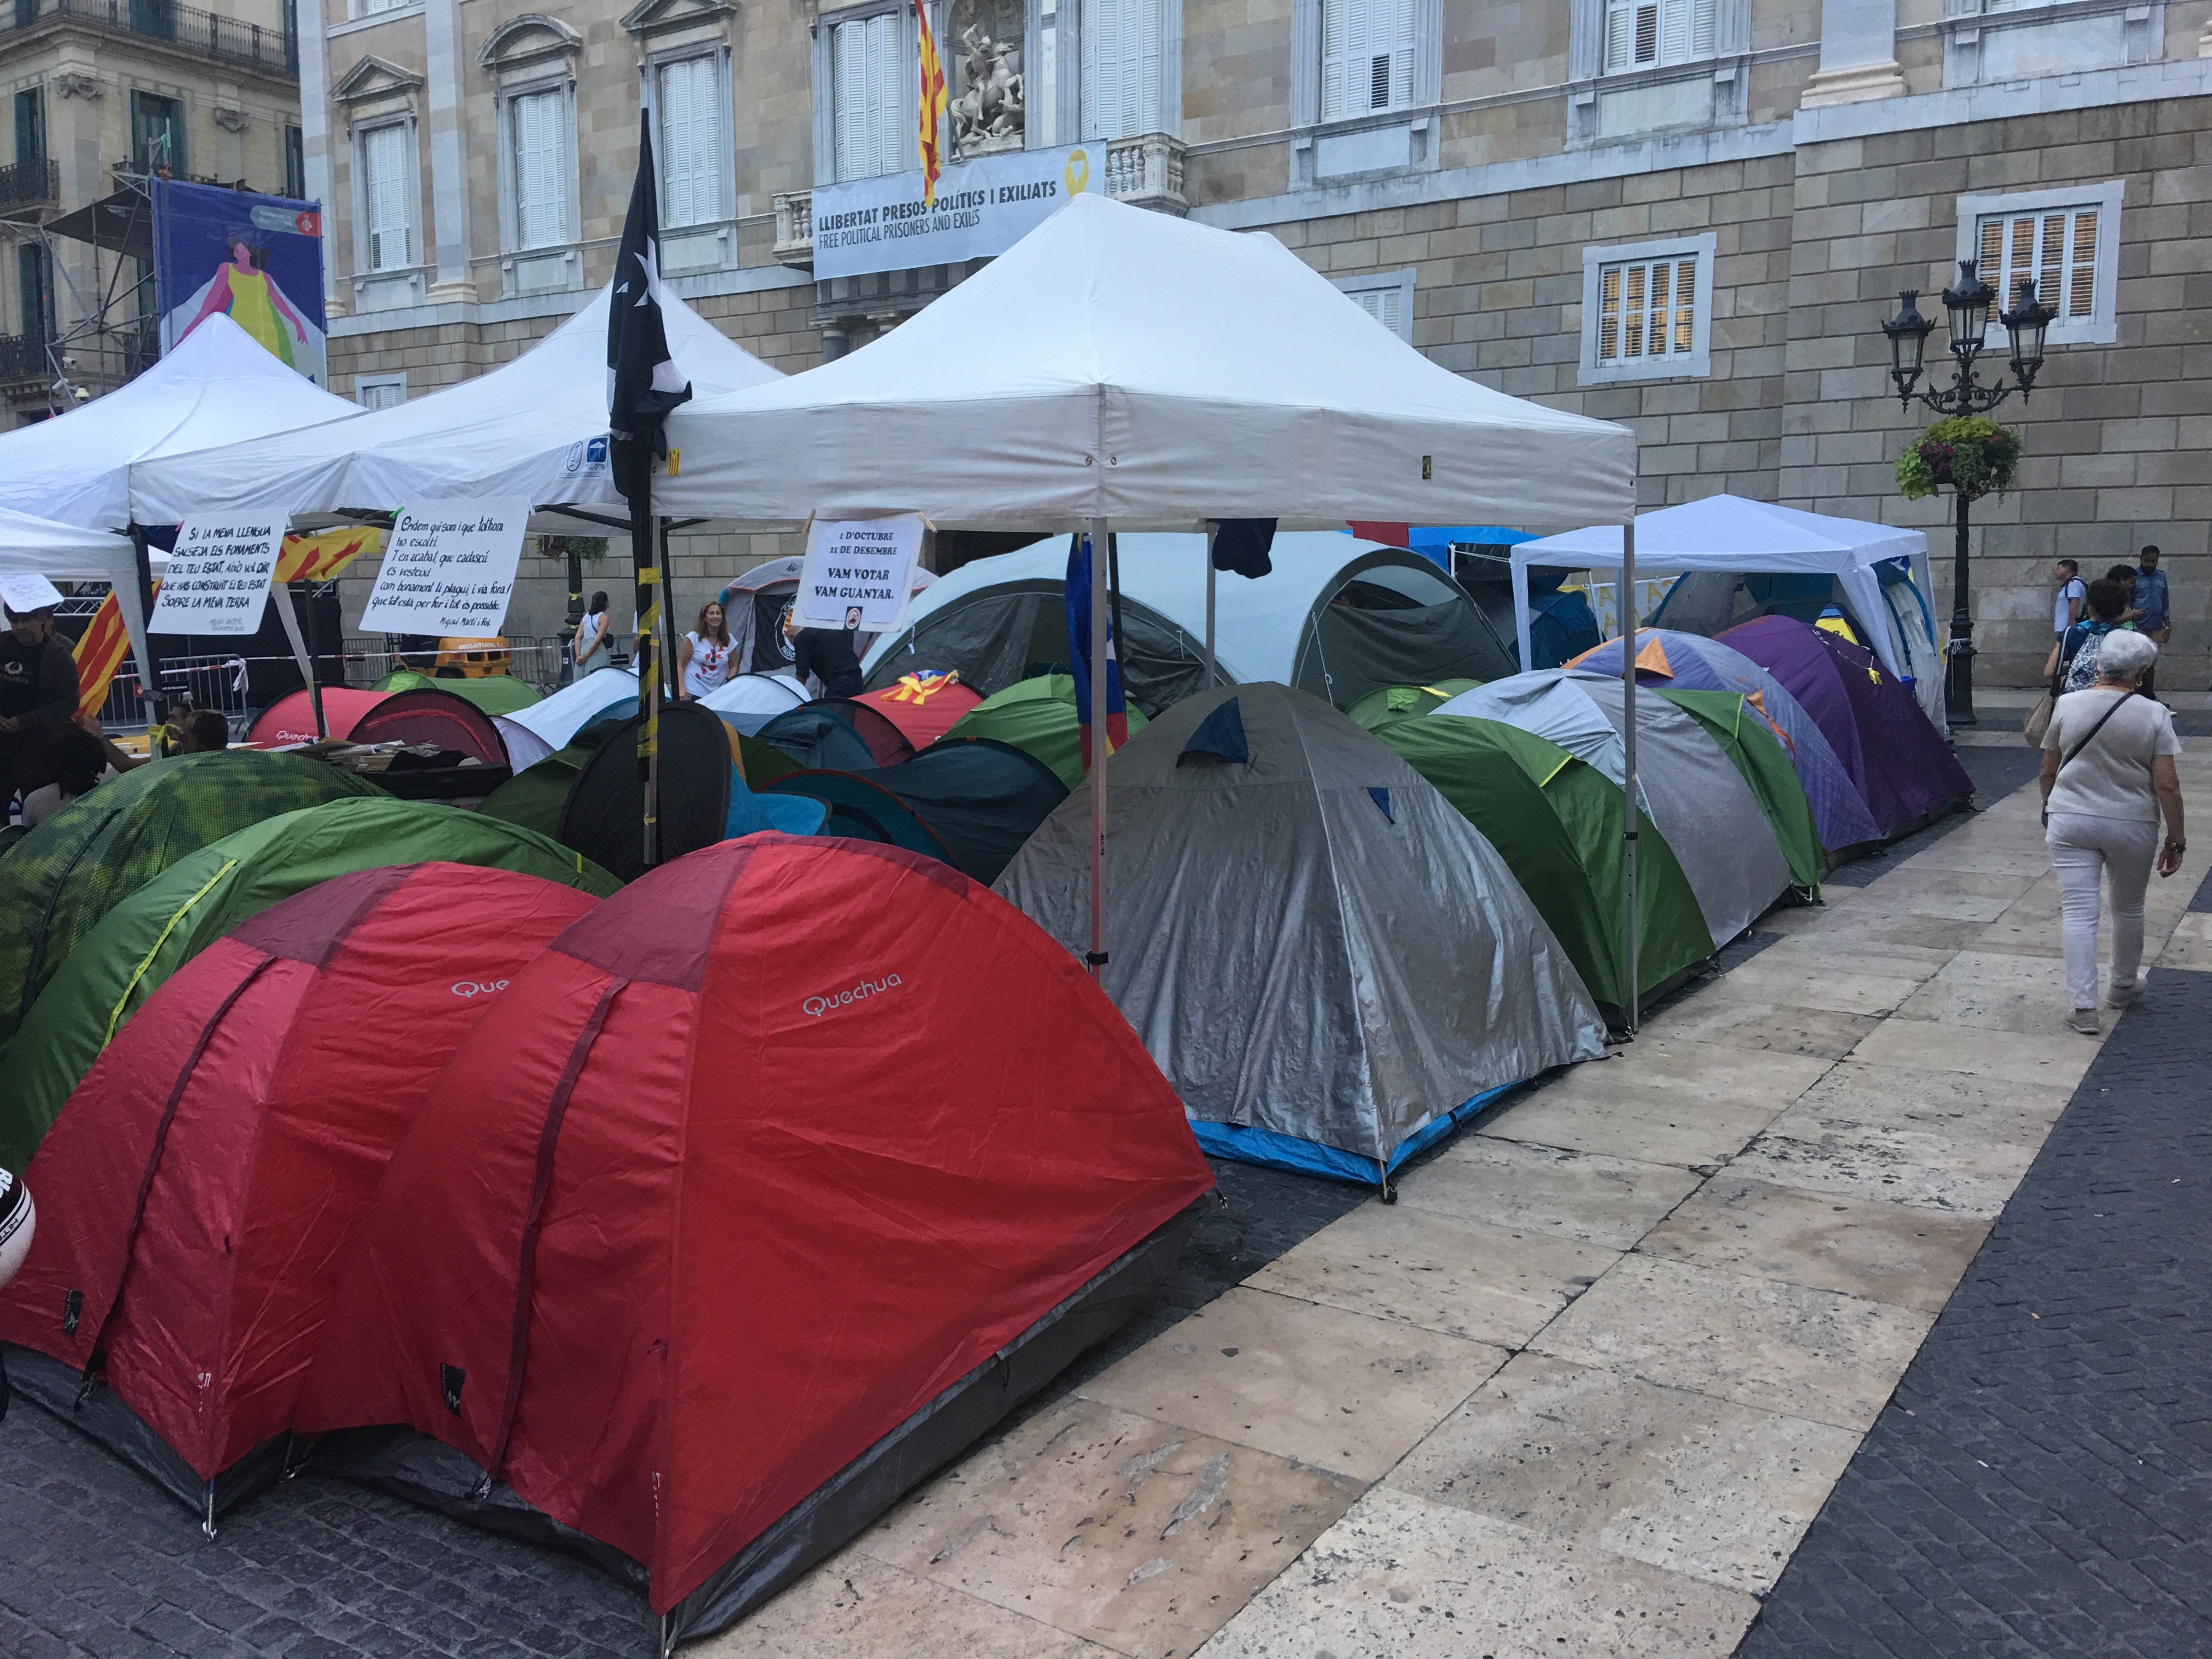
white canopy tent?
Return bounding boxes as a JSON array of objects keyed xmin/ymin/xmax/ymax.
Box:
[
  {"xmin": 656, "ymin": 193, "xmax": 1634, "ymax": 530},
  {"xmin": 0, "ymin": 509, "xmax": 157, "ymax": 697},
  {"xmin": 1514, "ymin": 495, "xmax": 1945, "ymax": 730},
  {"xmin": 130, "ymin": 285, "xmax": 782, "ymax": 524},
  {"xmin": 0, "ymin": 315, "xmax": 360, "ymax": 531}
]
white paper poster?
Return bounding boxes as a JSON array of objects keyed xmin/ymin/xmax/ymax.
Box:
[
  {"xmin": 797, "ymin": 514, "xmax": 925, "ymax": 633},
  {"xmin": 148, "ymin": 513, "xmax": 286, "ymax": 636},
  {"xmin": 356, "ymin": 502, "xmax": 529, "ymax": 636},
  {"xmin": 0, "ymin": 572, "xmax": 65, "ymax": 614}
]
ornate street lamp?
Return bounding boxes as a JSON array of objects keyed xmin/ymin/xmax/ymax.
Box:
[{"xmin": 1875, "ymin": 260, "xmax": 2048, "ymax": 726}]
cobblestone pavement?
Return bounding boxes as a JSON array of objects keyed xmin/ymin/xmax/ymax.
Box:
[
  {"xmin": 1735, "ymin": 872, "xmax": 2212, "ymax": 1659},
  {"xmin": 0, "ymin": 1156, "xmax": 1363, "ymax": 1659}
]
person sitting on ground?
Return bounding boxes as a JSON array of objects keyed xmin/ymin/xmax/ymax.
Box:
[
  {"xmin": 178, "ymin": 708, "xmax": 229, "ymax": 753},
  {"xmin": 2039, "ymin": 629, "xmax": 2185, "ymax": 1035},
  {"xmin": 2049, "ymin": 578, "xmax": 2136, "ymax": 694},
  {"xmin": 21, "ymin": 722, "xmax": 119, "ymax": 827},
  {"xmin": 784, "ymin": 610, "xmax": 865, "ymax": 699},
  {"xmin": 677, "ymin": 601, "xmax": 735, "ymax": 701},
  {"xmin": 0, "ymin": 603, "xmax": 84, "ymax": 819},
  {"xmin": 573, "ymin": 591, "xmax": 613, "ymax": 672}
]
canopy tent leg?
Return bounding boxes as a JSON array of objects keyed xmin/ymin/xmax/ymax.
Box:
[
  {"xmin": 1621, "ymin": 516, "xmax": 1639, "ymax": 1037},
  {"xmin": 271, "ymin": 582, "xmax": 326, "ymax": 742},
  {"xmin": 125, "ymin": 524, "xmax": 163, "ymax": 730},
  {"xmin": 1513, "ymin": 550, "xmax": 1535, "ymax": 672},
  {"xmin": 628, "ymin": 472, "xmax": 661, "ymax": 871},
  {"xmin": 1204, "ymin": 527, "xmax": 1218, "ymax": 689},
  {"xmin": 1087, "ymin": 516, "xmax": 1109, "ymax": 981},
  {"xmin": 658, "ymin": 517, "xmax": 682, "ymax": 698}
]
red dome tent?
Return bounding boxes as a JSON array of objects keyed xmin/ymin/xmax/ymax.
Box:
[
  {"xmin": 249, "ymin": 686, "xmax": 507, "ymax": 763},
  {"xmin": 295, "ymin": 835, "xmax": 1212, "ymax": 1646},
  {"xmin": 0, "ymin": 864, "xmax": 600, "ymax": 1528}
]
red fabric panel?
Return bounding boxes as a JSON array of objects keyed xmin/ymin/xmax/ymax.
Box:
[
  {"xmin": 301, "ymin": 837, "xmax": 1213, "ymax": 1612},
  {"xmin": 856, "ymin": 677, "xmax": 983, "ymax": 750},
  {"xmin": 248, "ymin": 689, "xmax": 390, "ymax": 747},
  {"xmin": 229, "ymin": 862, "xmax": 413, "ymax": 966},
  {"xmin": 1348, "ymin": 521, "xmax": 1412, "ymax": 549},
  {"xmin": 844, "ymin": 703, "xmax": 916, "ymax": 766},
  {"xmin": 350, "ymin": 689, "xmax": 506, "ymax": 765}
]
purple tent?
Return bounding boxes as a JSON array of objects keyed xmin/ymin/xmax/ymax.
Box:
[
  {"xmin": 1573, "ymin": 628, "xmax": 1883, "ymax": 853},
  {"xmin": 1720, "ymin": 615, "xmax": 1971, "ymax": 837}
]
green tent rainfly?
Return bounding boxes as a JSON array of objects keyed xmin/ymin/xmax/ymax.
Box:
[
  {"xmin": 371, "ymin": 668, "xmax": 544, "ymax": 716},
  {"xmin": 0, "ymin": 751, "xmax": 383, "ymax": 1047},
  {"xmin": 1344, "ymin": 679, "xmax": 1483, "ymax": 733},
  {"xmin": 0, "ymin": 795, "xmax": 618, "ymax": 1171},
  {"xmin": 1656, "ymin": 688, "xmax": 1824, "ymax": 897},
  {"xmin": 1376, "ymin": 714, "xmax": 1715, "ymax": 1019},
  {"xmin": 937, "ymin": 673, "xmax": 1150, "ymax": 790}
]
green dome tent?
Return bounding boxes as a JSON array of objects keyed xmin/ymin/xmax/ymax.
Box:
[
  {"xmin": 1376, "ymin": 715, "xmax": 1714, "ymax": 1020},
  {"xmin": 1656, "ymin": 689, "xmax": 1824, "ymax": 897},
  {"xmin": 1345, "ymin": 679, "xmax": 1483, "ymax": 734},
  {"xmin": 0, "ymin": 796, "xmax": 618, "ymax": 1171},
  {"xmin": 936, "ymin": 674, "xmax": 1150, "ymax": 789},
  {"xmin": 0, "ymin": 751, "xmax": 383, "ymax": 1047},
  {"xmin": 370, "ymin": 667, "xmax": 543, "ymax": 716}
]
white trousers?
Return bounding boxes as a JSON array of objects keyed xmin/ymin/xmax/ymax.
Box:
[{"xmin": 2045, "ymin": 811, "xmax": 2158, "ymax": 1010}]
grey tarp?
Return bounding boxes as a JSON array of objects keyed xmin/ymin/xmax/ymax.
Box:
[
  {"xmin": 1433, "ymin": 670, "xmax": 1793, "ymax": 947},
  {"xmin": 995, "ymin": 682, "xmax": 1606, "ymax": 1184}
]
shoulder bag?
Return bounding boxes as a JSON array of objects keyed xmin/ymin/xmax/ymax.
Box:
[{"xmin": 2042, "ymin": 689, "xmax": 2136, "ymax": 827}]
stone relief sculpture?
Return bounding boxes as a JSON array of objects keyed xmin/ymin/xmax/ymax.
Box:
[{"xmin": 950, "ymin": 0, "xmax": 1026, "ymax": 155}]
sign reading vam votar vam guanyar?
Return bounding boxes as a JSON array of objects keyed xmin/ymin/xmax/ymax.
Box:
[{"xmin": 811, "ymin": 144, "xmax": 1098, "ymax": 281}]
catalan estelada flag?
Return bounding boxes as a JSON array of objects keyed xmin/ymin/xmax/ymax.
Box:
[
  {"xmin": 915, "ymin": 0, "xmax": 947, "ymax": 207},
  {"xmin": 275, "ymin": 526, "xmax": 381, "ymax": 584},
  {"xmin": 72, "ymin": 587, "xmax": 141, "ymax": 720}
]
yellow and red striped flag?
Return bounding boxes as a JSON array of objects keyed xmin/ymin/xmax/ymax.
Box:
[
  {"xmin": 275, "ymin": 526, "xmax": 381, "ymax": 584},
  {"xmin": 915, "ymin": 0, "xmax": 947, "ymax": 207},
  {"xmin": 72, "ymin": 587, "xmax": 141, "ymax": 720}
]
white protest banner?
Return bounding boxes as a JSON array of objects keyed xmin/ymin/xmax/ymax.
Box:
[
  {"xmin": 810, "ymin": 145, "xmax": 1096, "ymax": 281},
  {"xmin": 797, "ymin": 514, "xmax": 925, "ymax": 633},
  {"xmin": 0, "ymin": 572, "xmax": 65, "ymax": 613},
  {"xmin": 355, "ymin": 501, "xmax": 530, "ymax": 636},
  {"xmin": 148, "ymin": 512, "xmax": 286, "ymax": 636}
]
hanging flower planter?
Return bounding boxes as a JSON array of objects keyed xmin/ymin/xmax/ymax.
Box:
[{"xmin": 1895, "ymin": 416, "xmax": 2021, "ymax": 504}]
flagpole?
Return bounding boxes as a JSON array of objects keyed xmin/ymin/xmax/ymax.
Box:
[
  {"xmin": 1086, "ymin": 516, "xmax": 1109, "ymax": 981},
  {"xmin": 632, "ymin": 483, "xmax": 660, "ymax": 870}
]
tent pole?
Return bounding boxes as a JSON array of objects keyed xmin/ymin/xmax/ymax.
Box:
[
  {"xmin": 629, "ymin": 462, "xmax": 660, "ymax": 870},
  {"xmin": 1204, "ymin": 526, "xmax": 1218, "ymax": 688},
  {"xmin": 657, "ymin": 516, "xmax": 682, "ymax": 697},
  {"xmin": 1622, "ymin": 516, "xmax": 1639, "ymax": 1037},
  {"xmin": 271, "ymin": 580, "xmax": 326, "ymax": 742},
  {"xmin": 1087, "ymin": 516, "xmax": 1109, "ymax": 981},
  {"xmin": 127, "ymin": 523, "xmax": 166, "ymax": 731},
  {"xmin": 1513, "ymin": 550, "xmax": 1534, "ymax": 672}
]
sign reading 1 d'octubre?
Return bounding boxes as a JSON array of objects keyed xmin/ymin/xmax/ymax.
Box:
[
  {"xmin": 356, "ymin": 501, "xmax": 530, "ymax": 636},
  {"xmin": 797, "ymin": 513, "xmax": 924, "ymax": 634},
  {"xmin": 148, "ymin": 513, "xmax": 287, "ymax": 636}
]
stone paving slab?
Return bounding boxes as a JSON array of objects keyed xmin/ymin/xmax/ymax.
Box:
[{"xmin": 1735, "ymin": 891, "xmax": 2212, "ymax": 1658}]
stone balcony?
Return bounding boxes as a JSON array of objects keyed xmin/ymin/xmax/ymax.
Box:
[{"xmin": 772, "ymin": 132, "xmax": 1188, "ymax": 269}]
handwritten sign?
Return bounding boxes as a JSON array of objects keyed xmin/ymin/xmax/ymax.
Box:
[
  {"xmin": 797, "ymin": 514, "xmax": 924, "ymax": 634},
  {"xmin": 356, "ymin": 501, "xmax": 529, "ymax": 636},
  {"xmin": 0, "ymin": 572, "xmax": 65, "ymax": 614},
  {"xmin": 148, "ymin": 514, "xmax": 285, "ymax": 636}
]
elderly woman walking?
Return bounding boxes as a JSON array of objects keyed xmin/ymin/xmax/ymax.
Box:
[{"xmin": 2039, "ymin": 629, "xmax": 2186, "ymax": 1034}]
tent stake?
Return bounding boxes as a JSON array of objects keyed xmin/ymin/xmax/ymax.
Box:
[
  {"xmin": 1087, "ymin": 517, "xmax": 1109, "ymax": 979},
  {"xmin": 1622, "ymin": 515, "xmax": 1639, "ymax": 1037}
]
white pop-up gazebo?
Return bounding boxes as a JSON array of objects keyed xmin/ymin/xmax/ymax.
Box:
[
  {"xmin": 0, "ymin": 509, "xmax": 157, "ymax": 690},
  {"xmin": 1514, "ymin": 495, "xmax": 1945, "ymax": 730},
  {"xmin": 654, "ymin": 192, "xmax": 1647, "ymax": 1012},
  {"xmin": 130, "ymin": 284, "xmax": 781, "ymax": 524},
  {"xmin": 0, "ymin": 315, "xmax": 361, "ymax": 531}
]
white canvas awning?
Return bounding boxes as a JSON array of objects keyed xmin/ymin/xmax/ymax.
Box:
[
  {"xmin": 0, "ymin": 508, "xmax": 156, "ymax": 696},
  {"xmin": 1515, "ymin": 494, "xmax": 1944, "ymax": 728},
  {"xmin": 130, "ymin": 285, "xmax": 782, "ymax": 524},
  {"xmin": 656, "ymin": 193, "xmax": 1635, "ymax": 532},
  {"xmin": 0, "ymin": 315, "xmax": 360, "ymax": 530}
]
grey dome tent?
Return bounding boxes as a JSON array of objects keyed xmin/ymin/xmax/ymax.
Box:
[
  {"xmin": 996, "ymin": 682, "xmax": 1606, "ymax": 1189},
  {"xmin": 862, "ymin": 533, "xmax": 1515, "ymax": 715}
]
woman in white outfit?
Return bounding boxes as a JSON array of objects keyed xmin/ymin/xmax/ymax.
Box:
[
  {"xmin": 677, "ymin": 601, "xmax": 736, "ymax": 700},
  {"xmin": 2038, "ymin": 629, "xmax": 2186, "ymax": 1034}
]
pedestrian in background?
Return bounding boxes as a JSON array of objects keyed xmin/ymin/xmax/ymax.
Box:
[
  {"xmin": 2133, "ymin": 546, "xmax": 2170, "ymax": 701},
  {"xmin": 573, "ymin": 592, "xmax": 613, "ymax": 672},
  {"xmin": 678, "ymin": 601, "xmax": 735, "ymax": 699},
  {"xmin": 2053, "ymin": 558, "xmax": 2087, "ymax": 640},
  {"xmin": 2049, "ymin": 578, "xmax": 2134, "ymax": 694},
  {"xmin": 2039, "ymin": 629, "xmax": 2185, "ymax": 1035}
]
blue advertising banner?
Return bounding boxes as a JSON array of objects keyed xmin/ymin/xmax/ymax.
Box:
[{"xmin": 153, "ymin": 178, "xmax": 328, "ymax": 386}]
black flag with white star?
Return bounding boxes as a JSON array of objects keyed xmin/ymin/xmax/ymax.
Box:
[{"xmin": 607, "ymin": 110, "xmax": 692, "ymax": 496}]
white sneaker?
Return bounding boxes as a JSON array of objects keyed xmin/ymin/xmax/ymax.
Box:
[
  {"xmin": 2069, "ymin": 1008, "xmax": 2101, "ymax": 1035},
  {"xmin": 2106, "ymin": 970, "xmax": 2148, "ymax": 1008}
]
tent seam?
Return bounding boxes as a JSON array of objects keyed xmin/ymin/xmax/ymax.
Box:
[{"xmin": 103, "ymin": 858, "xmax": 238, "ymax": 1051}]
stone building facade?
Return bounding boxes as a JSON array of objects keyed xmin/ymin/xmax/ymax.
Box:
[
  {"xmin": 304, "ymin": 0, "xmax": 2212, "ymax": 684},
  {"xmin": 0, "ymin": 0, "xmax": 302, "ymax": 424}
]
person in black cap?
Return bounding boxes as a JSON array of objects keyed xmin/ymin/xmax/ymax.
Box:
[{"xmin": 0, "ymin": 603, "xmax": 83, "ymax": 819}]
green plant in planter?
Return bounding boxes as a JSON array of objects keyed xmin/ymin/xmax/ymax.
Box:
[{"xmin": 1895, "ymin": 416, "xmax": 2021, "ymax": 503}]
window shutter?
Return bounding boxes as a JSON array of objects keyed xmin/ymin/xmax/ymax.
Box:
[
  {"xmin": 1976, "ymin": 204, "xmax": 2102, "ymax": 330},
  {"xmin": 363, "ymin": 124, "xmax": 410, "ymax": 272},
  {"xmin": 660, "ymin": 57, "xmax": 718, "ymax": 227},
  {"xmin": 1389, "ymin": 0, "xmax": 1414, "ymax": 108},
  {"xmin": 1135, "ymin": 0, "xmax": 1161, "ymax": 133},
  {"xmin": 2065, "ymin": 207, "xmax": 2097, "ymax": 320},
  {"xmin": 1321, "ymin": 0, "xmax": 1348, "ymax": 120},
  {"xmin": 513, "ymin": 89, "xmax": 566, "ymax": 249},
  {"xmin": 1084, "ymin": 0, "xmax": 1158, "ymax": 139},
  {"xmin": 833, "ymin": 16, "xmax": 899, "ymax": 181}
]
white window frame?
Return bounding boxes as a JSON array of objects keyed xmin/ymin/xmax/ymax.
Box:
[
  {"xmin": 1334, "ymin": 268, "xmax": 1414, "ymax": 342},
  {"xmin": 1578, "ymin": 233, "xmax": 1715, "ymax": 385},
  {"xmin": 1955, "ymin": 180, "xmax": 2122, "ymax": 349},
  {"xmin": 1290, "ymin": 0, "xmax": 1436, "ymax": 137},
  {"xmin": 354, "ymin": 371, "xmax": 406, "ymax": 409},
  {"xmin": 349, "ymin": 0, "xmax": 414, "ymax": 19},
  {"xmin": 500, "ymin": 78, "xmax": 577, "ymax": 255},
  {"xmin": 1601, "ymin": 0, "xmax": 1714, "ymax": 74},
  {"xmin": 652, "ymin": 51, "xmax": 730, "ymax": 230},
  {"xmin": 818, "ymin": 3, "xmax": 910, "ymax": 184},
  {"xmin": 352, "ymin": 118, "xmax": 419, "ymax": 276}
]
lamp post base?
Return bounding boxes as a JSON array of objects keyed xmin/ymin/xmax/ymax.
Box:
[{"xmin": 1945, "ymin": 636, "xmax": 1977, "ymax": 727}]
